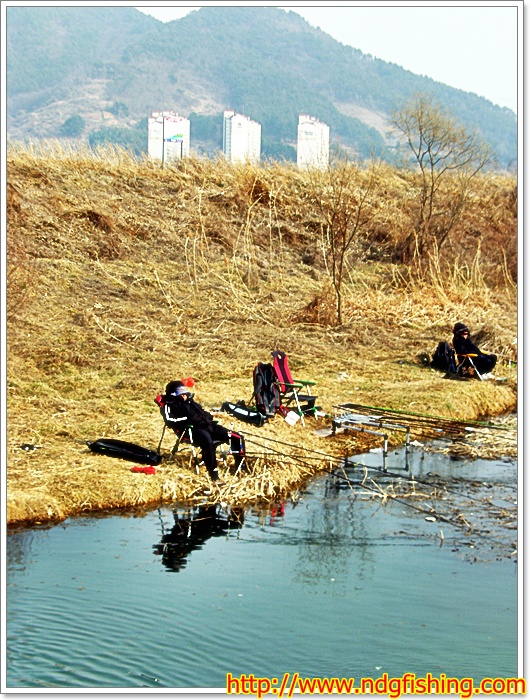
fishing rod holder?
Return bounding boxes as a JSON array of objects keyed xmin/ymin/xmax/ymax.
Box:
[{"xmin": 332, "ymin": 404, "xmax": 411, "ymax": 473}]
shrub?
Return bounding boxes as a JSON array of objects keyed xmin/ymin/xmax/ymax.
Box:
[{"xmin": 59, "ymin": 114, "xmax": 85, "ymax": 137}]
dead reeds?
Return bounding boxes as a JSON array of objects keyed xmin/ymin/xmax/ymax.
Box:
[{"xmin": 6, "ymin": 143, "xmax": 518, "ymax": 527}]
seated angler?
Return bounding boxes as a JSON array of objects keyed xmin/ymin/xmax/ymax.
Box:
[
  {"xmin": 163, "ymin": 380, "xmax": 245, "ymax": 482},
  {"xmin": 452, "ymin": 322, "xmax": 497, "ymax": 376}
]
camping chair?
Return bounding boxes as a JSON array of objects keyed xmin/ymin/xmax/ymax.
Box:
[
  {"xmin": 154, "ymin": 395, "xmax": 247, "ymax": 475},
  {"xmin": 454, "ymin": 353, "xmax": 484, "ymax": 381},
  {"xmin": 431, "ymin": 341, "xmax": 484, "ymax": 381},
  {"xmin": 271, "ymin": 350, "xmax": 318, "ymax": 425}
]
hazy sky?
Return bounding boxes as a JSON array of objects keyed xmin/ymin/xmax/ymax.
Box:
[{"xmin": 135, "ymin": 1, "xmax": 521, "ymax": 113}]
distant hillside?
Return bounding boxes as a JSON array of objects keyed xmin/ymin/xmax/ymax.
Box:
[{"xmin": 6, "ymin": 6, "xmax": 517, "ymax": 167}]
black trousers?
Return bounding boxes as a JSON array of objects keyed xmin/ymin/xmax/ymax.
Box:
[
  {"xmin": 472, "ymin": 354, "xmax": 497, "ymax": 374},
  {"xmin": 192, "ymin": 425, "xmax": 230, "ymax": 477},
  {"xmin": 192, "ymin": 425, "xmax": 245, "ymax": 478}
]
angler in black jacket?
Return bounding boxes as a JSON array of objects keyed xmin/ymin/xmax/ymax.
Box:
[
  {"xmin": 452, "ymin": 322, "xmax": 497, "ymax": 376},
  {"xmin": 163, "ymin": 380, "xmax": 244, "ymax": 481}
]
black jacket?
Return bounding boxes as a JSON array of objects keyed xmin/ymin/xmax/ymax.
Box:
[
  {"xmin": 453, "ymin": 334, "xmax": 483, "ymax": 356},
  {"xmin": 163, "ymin": 395, "xmax": 215, "ymax": 433}
]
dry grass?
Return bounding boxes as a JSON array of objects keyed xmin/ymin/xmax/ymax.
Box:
[{"xmin": 6, "ymin": 143, "xmax": 518, "ymax": 527}]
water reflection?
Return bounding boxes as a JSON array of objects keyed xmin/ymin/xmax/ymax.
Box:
[
  {"xmin": 153, "ymin": 505, "xmax": 245, "ymax": 572},
  {"xmin": 6, "ymin": 529, "xmax": 35, "ymax": 569},
  {"xmin": 6, "ymin": 453, "xmax": 518, "ymax": 688}
]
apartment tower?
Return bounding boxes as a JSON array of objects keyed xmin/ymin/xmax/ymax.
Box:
[
  {"xmin": 148, "ymin": 111, "xmax": 191, "ymax": 163},
  {"xmin": 223, "ymin": 110, "xmax": 261, "ymax": 164},
  {"xmin": 297, "ymin": 114, "xmax": 330, "ymax": 169}
]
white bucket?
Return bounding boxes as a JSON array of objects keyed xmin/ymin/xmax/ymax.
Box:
[{"xmin": 284, "ymin": 410, "xmax": 300, "ymax": 426}]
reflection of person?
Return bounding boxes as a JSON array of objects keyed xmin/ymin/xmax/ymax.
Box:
[
  {"xmin": 452, "ymin": 323, "xmax": 497, "ymax": 376},
  {"xmin": 163, "ymin": 380, "xmax": 245, "ymax": 482},
  {"xmin": 153, "ymin": 506, "xmax": 244, "ymax": 572}
]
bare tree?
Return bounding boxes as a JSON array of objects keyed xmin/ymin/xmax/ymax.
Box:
[
  {"xmin": 307, "ymin": 149, "xmax": 377, "ymax": 326},
  {"xmin": 391, "ymin": 93, "xmax": 491, "ymax": 261}
]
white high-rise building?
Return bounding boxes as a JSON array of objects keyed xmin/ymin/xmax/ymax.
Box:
[
  {"xmin": 297, "ymin": 115, "xmax": 330, "ymax": 170},
  {"xmin": 223, "ymin": 110, "xmax": 261, "ymax": 164},
  {"xmin": 148, "ymin": 111, "xmax": 190, "ymax": 163}
]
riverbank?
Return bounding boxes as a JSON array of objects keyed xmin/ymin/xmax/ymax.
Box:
[
  {"xmin": 7, "ymin": 146, "xmax": 518, "ymax": 527},
  {"xmin": 7, "ymin": 355, "xmax": 517, "ymax": 528}
]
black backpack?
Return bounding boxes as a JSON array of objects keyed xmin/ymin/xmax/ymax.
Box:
[
  {"xmin": 430, "ymin": 341, "xmax": 456, "ymax": 373},
  {"xmin": 252, "ymin": 362, "xmax": 281, "ymax": 417}
]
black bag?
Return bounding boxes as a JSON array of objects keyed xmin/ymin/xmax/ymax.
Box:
[
  {"xmin": 87, "ymin": 438, "xmax": 162, "ymax": 465},
  {"xmin": 221, "ymin": 401, "xmax": 267, "ymax": 427},
  {"xmin": 252, "ymin": 362, "xmax": 281, "ymax": 417},
  {"xmin": 430, "ymin": 341, "xmax": 456, "ymax": 373}
]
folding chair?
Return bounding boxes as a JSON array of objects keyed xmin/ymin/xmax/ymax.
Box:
[
  {"xmin": 155, "ymin": 395, "xmax": 202, "ymax": 473},
  {"xmin": 154, "ymin": 394, "xmax": 247, "ymax": 475},
  {"xmin": 454, "ymin": 353, "xmax": 484, "ymax": 381},
  {"xmin": 271, "ymin": 350, "xmax": 319, "ymax": 425}
]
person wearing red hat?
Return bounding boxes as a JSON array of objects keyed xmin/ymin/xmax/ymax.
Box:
[{"xmin": 163, "ymin": 380, "xmax": 245, "ymax": 482}]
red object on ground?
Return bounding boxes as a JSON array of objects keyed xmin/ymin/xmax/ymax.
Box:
[
  {"xmin": 182, "ymin": 376, "xmax": 195, "ymax": 388},
  {"xmin": 130, "ymin": 466, "xmax": 156, "ymax": 475}
]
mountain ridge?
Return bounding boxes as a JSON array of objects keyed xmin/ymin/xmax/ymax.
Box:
[{"xmin": 6, "ymin": 6, "xmax": 516, "ymax": 166}]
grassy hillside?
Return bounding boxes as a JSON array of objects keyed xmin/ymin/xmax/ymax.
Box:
[
  {"xmin": 7, "ymin": 144, "xmax": 517, "ymax": 526},
  {"xmin": 6, "ymin": 5, "xmax": 157, "ymax": 96}
]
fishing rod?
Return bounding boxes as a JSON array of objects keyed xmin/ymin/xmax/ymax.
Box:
[
  {"xmin": 243, "ymin": 430, "xmax": 516, "ymax": 509},
  {"xmin": 243, "ymin": 430, "xmax": 358, "ymax": 461},
  {"xmin": 242, "ymin": 435, "xmax": 348, "ymax": 473},
  {"xmin": 333, "ymin": 412, "xmax": 476, "ymax": 441},
  {"xmin": 337, "ymin": 402, "xmax": 515, "ymax": 433},
  {"xmin": 329, "ymin": 404, "xmax": 515, "ymax": 466},
  {"xmin": 241, "ymin": 433, "xmax": 517, "ymax": 547},
  {"xmin": 256, "ymin": 445, "xmax": 494, "ymax": 532}
]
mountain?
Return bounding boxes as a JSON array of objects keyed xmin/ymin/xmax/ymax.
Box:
[{"xmin": 6, "ymin": 6, "xmax": 517, "ymax": 167}]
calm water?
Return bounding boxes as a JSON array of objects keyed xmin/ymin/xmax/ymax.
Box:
[{"xmin": 6, "ymin": 448, "xmax": 518, "ymax": 690}]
